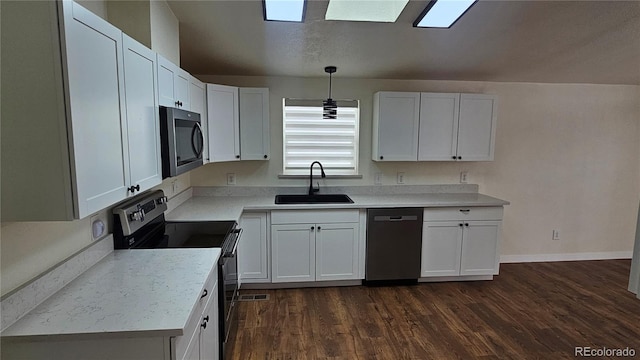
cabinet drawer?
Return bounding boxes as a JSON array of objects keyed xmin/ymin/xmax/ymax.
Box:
[
  {"xmin": 423, "ymin": 207, "xmax": 503, "ymax": 221},
  {"xmin": 271, "ymin": 209, "xmax": 359, "ymax": 224}
]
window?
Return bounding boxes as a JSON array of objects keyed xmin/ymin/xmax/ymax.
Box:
[{"xmin": 282, "ymin": 99, "xmax": 359, "ymax": 175}]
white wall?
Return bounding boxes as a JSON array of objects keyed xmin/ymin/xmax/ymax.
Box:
[
  {"xmin": 150, "ymin": 0, "xmax": 180, "ymax": 65},
  {"xmin": 106, "ymin": 0, "xmax": 152, "ymax": 48},
  {"xmin": 193, "ymin": 75, "xmax": 640, "ymax": 258}
]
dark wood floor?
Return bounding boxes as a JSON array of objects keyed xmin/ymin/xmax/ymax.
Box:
[{"xmin": 230, "ymin": 260, "xmax": 640, "ymax": 359}]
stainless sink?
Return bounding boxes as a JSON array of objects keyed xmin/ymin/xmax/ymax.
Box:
[{"xmin": 275, "ymin": 194, "xmax": 354, "ymax": 204}]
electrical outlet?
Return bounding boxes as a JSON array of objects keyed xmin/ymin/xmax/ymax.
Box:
[
  {"xmin": 397, "ymin": 172, "xmax": 405, "ymax": 184},
  {"xmin": 227, "ymin": 173, "xmax": 237, "ymax": 185},
  {"xmin": 374, "ymin": 172, "xmax": 383, "ymax": 185},
  {"xmin": 89, "ymin": 213, "xmax": 106, "ymax": 241},
  {"xmin": 171, "ymin": 180, "xmax": 178, "ymax": 195},
  {"xmin": 460, "ymin": 171, "xmax": 468, "ymax": 184},
  {"xmin": 552, "ymin": 230, "xmax": 560, "ymax": 240}
]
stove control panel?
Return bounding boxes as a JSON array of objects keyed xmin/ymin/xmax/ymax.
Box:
[{"xmin": 113, "ymin": 190, "xmax": 168, "ymax": 236}]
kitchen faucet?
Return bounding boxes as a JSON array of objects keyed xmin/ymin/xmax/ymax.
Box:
[{"xmin": 308, "ymin": 161, "xmax": 326, "ymax": 195}]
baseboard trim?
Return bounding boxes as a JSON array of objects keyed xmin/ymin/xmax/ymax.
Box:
[
  {"xmin": 241, "ymin": 280, "xmax": 362, "ymax": 290},
  {"xmin": 418, "ymin": 275, "xmax": 493, "ymax": 282},
  {"xmin": 500, "ymin": 251, "xmax": 633, "ymax": 264}
]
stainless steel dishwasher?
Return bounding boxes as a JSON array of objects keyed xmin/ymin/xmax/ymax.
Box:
[{"xmin": 365, "ymin": 208, "xmax": 423, "ymax": 283}]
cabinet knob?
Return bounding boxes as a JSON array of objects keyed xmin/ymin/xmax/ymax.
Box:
[
  {"xmin": 201, "ymin": 289, "xmax": 208, "ymax": 299},
  {"xmin": 311, "ymin": 226, "xmax": 315, "ymax": 231},
  {"xmin": 236, "ymin": 155, "xmax": 240, "ymax": 159},
  {"xmin": 201, "ymin": 315, "xmax": 209, "ymax": 329},
  {"xmin": 459, "ymin": 223, "xmax": 463, "ymax": 227},
  {"xmin": 465, "ymin": 223, "xmax": 469, "ymax": 227},
  {"xmin": 128, "ymin": 185, "xmax": 140, "ymax": 193},
  {"xmin": 264, "ymin": 155, "xmax": 268, "ymax": 159},
  {"xmin": 458, "ymin": 156, "xmax": 462, "ymax": 160},
  {"xmin": 452, "ymin": 156, "xmax": 457, "ymax": 160},
  {"xmin": 317, "ymin": 226, "xmax": 321, "ymax": 231},
  {"xmin": 380, "ymin": 156, "xmax": 384, "ymax": 160}
]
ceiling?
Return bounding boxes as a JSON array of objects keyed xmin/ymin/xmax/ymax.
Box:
[{"xmin": 168, "ymin": 0, "xmax": 640, "ymax": 85}]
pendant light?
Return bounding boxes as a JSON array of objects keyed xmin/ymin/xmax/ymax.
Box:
[{"xmin": 323, "ymin": 66, "xmax": 337, "ymax": 119}]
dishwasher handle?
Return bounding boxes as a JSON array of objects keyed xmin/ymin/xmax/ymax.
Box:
[{"xmin": 373, "ymin": 215, "xmax": 419, "ymax": 222}]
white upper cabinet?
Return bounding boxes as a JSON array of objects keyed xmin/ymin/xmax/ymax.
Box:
[
  {"xmin": 418, "ymin": 93, "xmax": 460, "ymax": 161},
  {"xmin": 189, "ymin": 76, "xmax": 209, "ymax": 163},
  {"xmin": 157, "ymin": 54, "xmax": 190, "ymax": 110},
  {"xmin": 372, "ymin": 92, "xmax": 420, "ymax": 161},
  {"xmin": 63, "ymin": 2, "xmax": 130, "ymax": 217},
  {"xmin": 239, "ymin": 88, "xmax": 270, "ymax": 160},
  {"xmin": 1, "ymin": 1, "xmax": 163, "ymax": 220},
  {"xmin": 419, "ymin": 92, "xmax": 497, "ymax": 161},
  {"xmin": 122, "ymin": 35, "xmax": 162, "ymax": 194},
  {"xmin": 456, "ymin": 94, "xmax": 497, "ymax": 161},
  {"xmin": 373, "ymin": 91, "xmax": 497, "ymax": 162},
  {"xmin": 207, "ymin": 84, "xmax": 240, "ymax": 162}
]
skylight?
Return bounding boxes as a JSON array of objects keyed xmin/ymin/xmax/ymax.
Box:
[
  {"xmin": 325, "ymin": 0, "xmax": 410, "ymax": 23},
  {"xmin": 414, "ymin": 0, "xmax": 477, "ymax": 28},
  {"xmin": 264, "ymin": 0, "xmax": 306, "ymax": 22}
]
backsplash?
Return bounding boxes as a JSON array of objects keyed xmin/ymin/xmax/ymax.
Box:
[{"xmin": 192, "ymin": 184, "xmax": 479, "ymax": 197}]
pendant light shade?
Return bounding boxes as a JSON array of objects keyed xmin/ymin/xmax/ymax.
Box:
[{"xmin": 323, "ymin": 66, "xmax": 337, "ymax": 119}]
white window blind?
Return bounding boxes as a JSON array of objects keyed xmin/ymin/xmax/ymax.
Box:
[{"xmin": 283, "ymin": 99, "xmax": 360, "ymax": 175}]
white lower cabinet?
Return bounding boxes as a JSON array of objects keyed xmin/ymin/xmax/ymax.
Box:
[
  {"xmin": 460, "ymin": 221, "xmax": 501, "ymax": 276},
  {"xmin": 185, "ymin": 279, "xmax": 219, "ymax": 360},
  {"xmin": 315, "ymin": 223, "xmax": 360, "ymax": 281},
  {"xmin": 271, "ymin": 210, "xmax": 361, "ymax": 283},
  {"xmin": 239, "ymin": 212, "xmax": 271, "ymax": 284},
  {"xmin": 421, "ymin": 222, "xmax": 463, "ymax": 277},
  {"xmin": 421, "ymin": 207, "xmax": 503, "ymax": 277},
  {"xmin": 272, "ymin": 224, "xmax": 316, "ymax": 283}
]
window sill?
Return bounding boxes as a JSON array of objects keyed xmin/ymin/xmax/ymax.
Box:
[{"xmin": 278, "ymin": 174, "xmax": 363, "ymax": 179}]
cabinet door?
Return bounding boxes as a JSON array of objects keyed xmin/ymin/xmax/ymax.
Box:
[
  {"xmin": 239, "ymin": 88, "xmax": 270, "ymax": 160},
  {"xmin": 182, "ymin": 331, "xmax": 200, "ymax": 360},
  {"xmin": 457, "ymin": 94, "xmax": 497, "ymax": 161},
  {"xmin": 157, "ymin": 55, "xmax": 176, "ymax": 107},
  {"xmin": 372, "ymin": 92, "xmax": 420, "ymax": 161},
  {"xmin": 418, "ymin": 93, "xmax": 460, "ymax": 161},
  {"xmin": 315, "ymin": 223, "xmax": 360, "ymax": 281},
  {"xmin": 239, "ymin": 213, "xmax": 270, "ymax": 283},
  {"xmin": 421, "ymin": 222, "xmax": 463, "ymax": 277},
  {"xmin": 175, "ymin": 68, "xmax": 191, "ymax": 111},
  {"xmin": 122, "ymin": 35, "xmax": 162, "ymax": 194},
  {"xmin": 189, "ymin": 77, "xmax": 209, "ymax": 163},
  {"xmin": 207, "ymin": 84, "xmax": 240, "ymax": 162},
  {"xmin": 200, "ymin": 280, "xmax": 219, "ymax": 360},
  {"xmin": 63, "ymin": 1, "xmax": 129, "ymax": 218},
  {"xmin": 271, "ymin": 224, "xmax": 315, "ymax": 283},
  {"xmin": 460, "ymin": 221, "xmax": 501, "ymax": 276}
]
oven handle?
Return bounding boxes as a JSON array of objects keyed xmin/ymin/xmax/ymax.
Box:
[{"xmin": 224, "ymin": 228, "xmax": 242, "ymax": 258}]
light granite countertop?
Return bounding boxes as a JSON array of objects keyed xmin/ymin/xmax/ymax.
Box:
[
  {"xmin": 165, "ymin": 192, "xmax": 510, "ymax": 222},
  {"xmin": 1, "ymin": 248, "xmax": 220, "ymax": 340}
]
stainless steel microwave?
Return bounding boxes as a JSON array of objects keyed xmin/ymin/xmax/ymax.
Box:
[{"xmin": 159, "ymin": 106, "xmax": 203, "ymax": 179}]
